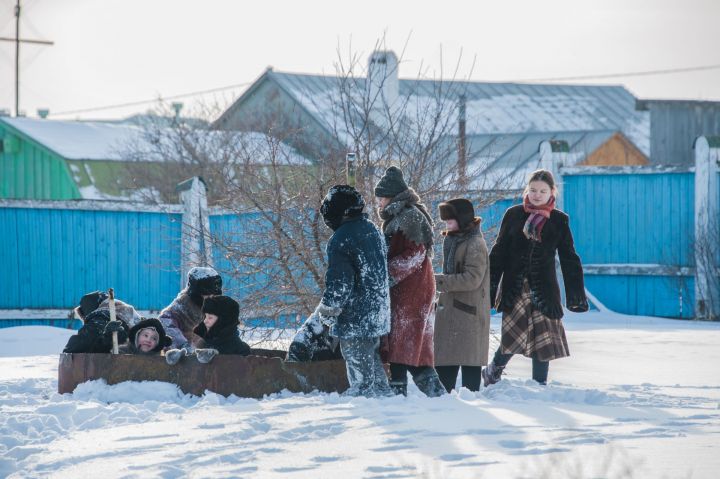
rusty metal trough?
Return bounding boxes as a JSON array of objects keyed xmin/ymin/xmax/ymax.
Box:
[{"xmin": 58, "ymin": 350, "xmax": 349, "ymax": 398}]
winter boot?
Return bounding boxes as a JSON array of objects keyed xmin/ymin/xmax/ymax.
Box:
[
  {"xmin": 413, "ymin": 368, "xmax": 446, "ymax": 398},
  {"xmin": 482, "ymin": 361, "xmax": 505, "ymax": 387},
  {"xmin": 389, "ymin": 380, "xmax": 408, "ymax": 397}
]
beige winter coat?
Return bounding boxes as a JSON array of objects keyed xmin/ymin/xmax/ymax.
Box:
[{"xmin": 434, "ymin": 224, "xmax": 491, "ymax": 367}]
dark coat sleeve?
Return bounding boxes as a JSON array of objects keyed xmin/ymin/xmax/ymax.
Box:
[
  {"xmin": 489, "ymin": 209, "xmax": 513, "ymax": 304},
  {"xmin": 321, "ymin": 235, "xmax": 355, "ymax": 312},
  {"xmin": 557, "ymin": 215, "xmax": 588, "ymax": 312},
  {"xmin": 63, "ymin": 312, "xmax": 112, "ymax": 353}
]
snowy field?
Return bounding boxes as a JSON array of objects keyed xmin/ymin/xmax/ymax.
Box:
[{"xmin": 1, "ymin": 311, "xmax": 719, "ymax": 478}]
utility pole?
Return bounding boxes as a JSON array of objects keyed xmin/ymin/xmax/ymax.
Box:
[{"xmin": 0, "ymin": 0, "xmax": 54, "ymax": 116}]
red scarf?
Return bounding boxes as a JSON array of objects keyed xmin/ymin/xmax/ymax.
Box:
[{"xmin": 522, "ymin": 195, "xmax": 555, "ymax": 242}]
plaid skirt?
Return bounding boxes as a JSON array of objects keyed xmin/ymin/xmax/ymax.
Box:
[{"xmin": 501, "ymin": 279, "xmax": 569, "ymax": 361}]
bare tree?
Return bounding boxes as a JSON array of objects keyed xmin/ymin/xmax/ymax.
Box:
[{"xmin": 120, "ymin": 41, "xmax": 515, "ymax": 340}]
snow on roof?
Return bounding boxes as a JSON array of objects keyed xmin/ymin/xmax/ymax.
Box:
[
  {"xmin": 1, "ymin": 117, "xmax": 143, "ymax": 160},
  {"xmin": 0, "ymin": 117, "xmax": 311, "ymax": 166},
  {"xmin": 266, "ymin": 70, "xmax": 650, "ymax": 155},
  {"xmin": 463, "ymin": 130, "xmax": 618, "ymax": 190}
]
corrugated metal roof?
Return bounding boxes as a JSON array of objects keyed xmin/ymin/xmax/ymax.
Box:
[
  {"xmin": 268, "ymin": 71, "xmax": 650, "ymax": 155},
  {"xmin": 464, "ymin": 130, "xmax": 617, "ymax": 189}
]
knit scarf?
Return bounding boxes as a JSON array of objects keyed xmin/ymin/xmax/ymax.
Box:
[
  {"xmin": 522, "ymin": 195, "xmax": 555, "ymax": 242},
  {"xmin": 378, "ymin": 188, "xmax": 435, "ymax": 250}
]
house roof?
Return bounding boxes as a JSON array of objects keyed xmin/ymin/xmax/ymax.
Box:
[
  {"xmin": 1, "ymin": 117, "xmax": 143, "ymax": 160},
  {"xmin": 0, "ymin": 117, "xmax": 311, "ymax": 166},
  {"xmin": 464, "ymin": 130, "xmax": 620, "ymax": 190},
  {"xmin": 255, "ymin": 70, "xmax": 649, "ymax": 155}
]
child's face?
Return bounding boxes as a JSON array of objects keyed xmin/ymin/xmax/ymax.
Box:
[
  {"xmin": 204, "ymin": 313, "xmax": 219, "ymax": 329},
  {"xmin": 527, "ymin": 180, "xmax": 552, "ymax": 206},
  {"xmin": 137, "ymin": 329, "xmax": 159, "ymax": 352},
  {"xmin": 444, "ymin": 219, "xmax": 459, "ymax": 231}
]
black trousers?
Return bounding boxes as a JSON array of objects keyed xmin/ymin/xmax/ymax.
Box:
[
  {"xmin": 493, "ymin": 347, "xmax": 549, "ymax": 384},
  {"xmin": 435, "ymin": 365, "xmax": 482, "ymax": 392}
]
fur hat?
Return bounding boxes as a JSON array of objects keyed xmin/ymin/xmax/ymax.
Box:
[
  {"xmin": 76, "ymin": 291, "xmax": 109, "ymax": 320},
  {"xmin": 128, "ymin": 318, "xmax": 172, "ymax": 352},
  {"xmin": 187, "ymin": 267, "xmax": 222, "ymax": 296},
  {"xmin": 439, "ymin": 198, "xmax": 476, "ymax": 228},
  {"xmin": 195, "ymin": 295, "xmax": 240, "ymax": 339},
  {"xmin": 374, "ymin": 166, "xmax": 408, "ymax": 198},
  {"xmin": 320, "ymin": 185, "xmax": 365, "ymax": 230}
]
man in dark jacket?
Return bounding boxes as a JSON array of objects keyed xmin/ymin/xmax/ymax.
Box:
[{"xmin": 307, "ymin": 185, "xmax": 393, "ymax": 397}]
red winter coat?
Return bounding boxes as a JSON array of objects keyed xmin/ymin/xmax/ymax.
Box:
[{"xmin": 379, "ymin": 191, "xmax": 437, "ymax": 367}]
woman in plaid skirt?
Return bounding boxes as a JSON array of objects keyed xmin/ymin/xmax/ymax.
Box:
[{"xmin": 483, "ymin": 170, "xmax": 588, "ymax": 386}]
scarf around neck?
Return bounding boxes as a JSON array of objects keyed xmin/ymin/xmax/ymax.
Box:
[
  {"xmin": 522, "ymin": 195, "xmax": 555, "ymax": 242},
  {"xmin": 378, "ymin": 188, "xmax": 434, "ymax": 250}
]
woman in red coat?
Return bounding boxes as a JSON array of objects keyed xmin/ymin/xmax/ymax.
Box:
[{"xmin": 375, "ymin": 166, "xmax": 445, "ymax": 397}]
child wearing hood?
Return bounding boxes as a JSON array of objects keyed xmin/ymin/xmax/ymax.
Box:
[
  {"xmin": 119, "ymin": 318, "xmax": 172, "ymax": 355},
  {"xmin": 191, "ymin": 295, "xmax": 251, "ymax": 363}
]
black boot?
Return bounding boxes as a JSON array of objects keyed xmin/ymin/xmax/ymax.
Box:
[
  {"xmin": 389, "ymin": 380, "xmax": 407, "ymax": 396},
  {"xmin": 413, "ymin": 368, "xmax": 446, "ymax": 398},
  {"xmin": 481, "ymin": 361, "xmax": 505, "ymax": 387}
]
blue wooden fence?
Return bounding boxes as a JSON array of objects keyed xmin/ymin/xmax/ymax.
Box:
[
  {"xmin": 0, "ymin": 201, "xmax": 182, "ymax": 327},
  {"xmin": 563, "ymin": 171, "xmax": 695, "ymax": 317},
  {"xmin": 0, "ymin": 166, "xmax": 714, "ymax": 328}
]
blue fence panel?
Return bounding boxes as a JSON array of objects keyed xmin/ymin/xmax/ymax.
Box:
[
  {"xmin": 586, "ymin": 275, "xmax": 694, "ymax": 318},
  {"xmin": 563, "ymin": 173, "xmax": 694, "ymax": 266},
  {"xmin": 0, "ymin": 207, "xmax": 182, "ymax": 311}
]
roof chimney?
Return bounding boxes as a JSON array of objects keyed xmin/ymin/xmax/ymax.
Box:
[
  {"xmin": 368, "ymin": 50, "xmax": 399, "ymax": 128},
  {"xmin": 37, "ymin": 108, "xmax": 50, "ymax": 119}
]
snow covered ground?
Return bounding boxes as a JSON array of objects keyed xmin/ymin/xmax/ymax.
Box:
[{"xmin": 1, "ymin": 311, "xmax": 719, "ymax": 478}]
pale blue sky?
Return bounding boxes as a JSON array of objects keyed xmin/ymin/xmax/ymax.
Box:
[{"xmin": 1, "ymin": 0, "xmax": 718, "ymax": 119}]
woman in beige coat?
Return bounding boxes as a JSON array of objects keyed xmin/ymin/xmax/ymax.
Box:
[{"xmin": 434, "ymin": 198, "xmax": 491, "ymax": 392}]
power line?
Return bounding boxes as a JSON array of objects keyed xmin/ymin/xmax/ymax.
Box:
[
  {"xmin": 50, "ymin": 81, "xmax": 252, "ymax": 117},
  {"xmin": 515, "ymin": 63, "xmax": 720, "ymax": 83}
]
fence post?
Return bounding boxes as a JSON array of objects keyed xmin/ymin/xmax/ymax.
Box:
[
  {"xmin": 538, "ymin": 140, "xmax": 569, "ymax": 209},
  {"xmin": 176, "ymin": 177, "xmax": 213, "ymax": 290},
  {"xmin": 693, "ymin": 136, "xmax": 720, "ymax": 319}
]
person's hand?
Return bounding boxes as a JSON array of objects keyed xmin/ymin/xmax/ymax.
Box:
[
  {"xmin": 165, "ymin": 348, "xmax": 188, "ymax": 365},
  {"xmin": 568, "ymin": 298, "xmax": 589, "ymax": 313},
  {"xmin": 195, "ymin": 348, "xmax": 219, "ymax": 364},
  {"xmin": 103, "ymin": 321, "xmax": 128, "ymax": 344}
]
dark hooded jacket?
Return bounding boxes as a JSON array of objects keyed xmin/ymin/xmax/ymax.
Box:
[{"xmin": 192, "ymin": 299, "xmax": 251, "ymax": 355}]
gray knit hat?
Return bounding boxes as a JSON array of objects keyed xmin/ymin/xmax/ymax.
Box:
[{"xmin": 374, "ymin": 166, "xmax": 408, "ymax": 198}]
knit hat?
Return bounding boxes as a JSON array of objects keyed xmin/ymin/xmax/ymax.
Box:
[
  {"xmin": 320, "ymin": 185, "xmax": 365, "ymax": 230},
  {"xmin": 374, "ymin": 166, "xmax": 408, "ymax": 198},
  {"xmin": 187, "ymin": 266, "xmax": 222, "ymax": 296},
  {"xmin": 128, "ymin": 317, "xmax": 172, "ymax": 352},
  {"xmin": 196, "ymin": 295, "xmax": 240, "ymax": 339},
  {"xmin": 76, "ymin": 291, "xmax": 109, "ymax": 320},
  {"xmin": 438, "ymin": 198, "xmax": 476, "ymax": 228}
]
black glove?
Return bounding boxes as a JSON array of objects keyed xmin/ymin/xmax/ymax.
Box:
[
  {"xmin": 103, "ymin": 320, "xmax": 128, "ymax": 345},
  {"xmin": 567, "ymin": 297, "xmax": 589, "ymax": 313},
  {"xmin": 286, "ymin": 341, "xmax": 311, "ymax": 362}
]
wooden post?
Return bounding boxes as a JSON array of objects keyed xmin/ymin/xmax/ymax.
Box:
[
  {"xmin": 693, "ymin": 136, "xmax": 720, "ymax": 319},
  {"xmin": 108, "ymin": 288, "xmax": 119, "ymax": 354},
  {"xmin": 176, "ymin": 177, "xmax": 213, "ymax": 289}
]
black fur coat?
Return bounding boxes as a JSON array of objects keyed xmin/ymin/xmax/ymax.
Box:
[{"xmin": 489, "ymin": 205, "xmax": 588, "ymax": 319}]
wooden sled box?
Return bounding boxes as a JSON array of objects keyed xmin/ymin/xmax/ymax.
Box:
[{"xmin": 58, "ymin": 350, "xmax": 349, "ymax": 399}]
